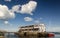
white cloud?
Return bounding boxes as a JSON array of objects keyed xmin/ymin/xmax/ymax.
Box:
[
  {"xmin": 0, "ymin": 1, "xmax": 37, "ymax": 25},
  {"xmin": 34, "ymin": 20, "xmax": 40, "ymax": 23},
  {"xmin": 4, "ymin": 21, "xmax": 9, "ymax": 24},
  {"xmin": 20, "ymin": 1, "xmax": 37, "ymax": 15},
  {"xmin": 24, "ymin": 17, "xmax": 33, "ymax": 21},
  {"xmin": 12, "ymin": 1, "xmax": 37, "ymax": 15},
  {"xmin": 0, "ymin": 5, "xmax": 15, "ymax": 20},
  {"xmin": 4, "ymin": 0, "xmax": 11, "ymax": 2},
  {"xmin": 12, "ymin": 5, "xmax": 21, "ymax": 13}
]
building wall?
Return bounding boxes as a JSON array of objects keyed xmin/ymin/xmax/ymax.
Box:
[
  {"xmin": 38, "ymin": 24, "xmax": 46, "ymax": 32},
  {"xmin": 19, "ymin": 24, "xmax": 46, "ymax": 32}
]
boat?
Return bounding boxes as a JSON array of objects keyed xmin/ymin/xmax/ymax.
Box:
[{"xmin": 15, "ymin": 24, "xmax": 54, "ymax": 37}]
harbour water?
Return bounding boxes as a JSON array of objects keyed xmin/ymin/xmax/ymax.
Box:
[{"xmin": 4, "ymin": 33, "xmax": 60, "ymax": 38}]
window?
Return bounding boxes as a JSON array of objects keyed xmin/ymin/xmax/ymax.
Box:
[{"xmin": 33, "ymin": 28, "xmax": 39, "ymax": 31}]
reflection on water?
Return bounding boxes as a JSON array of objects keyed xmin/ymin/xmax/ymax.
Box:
[
  {"xmin": 20, "ymin": 37, "xmax": 53, "ymax": 38},
  {"xmin": 5, "ymin": 36, "xmax": 54, "ymax": 38},
  {"xmin": 4, "ymin": 33, "xmax": 60, "ymax": 38},
  {"xmin": 4, "ymin": 35, "xmax": 54, "ymax": 38},
  {"xmin": 19, "ymin": 36, "xmax": 54, "ymax": 38},
  {"xmin": 5, "ymin": 35, "xmax": 54, "ymax": 38}
]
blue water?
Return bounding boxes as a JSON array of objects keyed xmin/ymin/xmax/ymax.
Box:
[{"xmin": 4, "ymin": 33, "xmax": 60, "ymax": 38}]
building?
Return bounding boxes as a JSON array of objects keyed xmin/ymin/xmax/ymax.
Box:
[
  {"xmin": 16, "ymin": 24, "xmax": 54, "ymax": 37},
  {"xmin": 18, "ymin": 24, "xmax": 46, "ymax": 33}
]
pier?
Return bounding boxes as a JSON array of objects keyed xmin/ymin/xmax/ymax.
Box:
[{"xmin": 4, "ymin": 32, "xmax": 18, "ymax": 38}]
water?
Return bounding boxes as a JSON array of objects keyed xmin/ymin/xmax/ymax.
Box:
[
  {"xmin": 4, "ymin": 33, "xmax": 60, "ymax": 38},
  {"xmin": 54, "ymin": 34, "xmax": 60, "ymax": 38}
]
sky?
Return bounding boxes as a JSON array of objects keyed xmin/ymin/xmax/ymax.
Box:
[{"xmin": 0, "ymin": 0, "xmax": 60, "ymax": 32}]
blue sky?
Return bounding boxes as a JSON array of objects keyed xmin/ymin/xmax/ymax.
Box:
[{"xmin": 0, "ymin": 0, "xmax": 60, "ymax": 32}]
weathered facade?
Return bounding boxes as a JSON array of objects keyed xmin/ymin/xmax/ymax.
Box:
[
  {"xmin": 19, "ymin": 24, "xmax": 46, "ymax": 32},
  {"xmin": 17, "ymin": 24, "xmax": 47, "ymax": 36}
]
